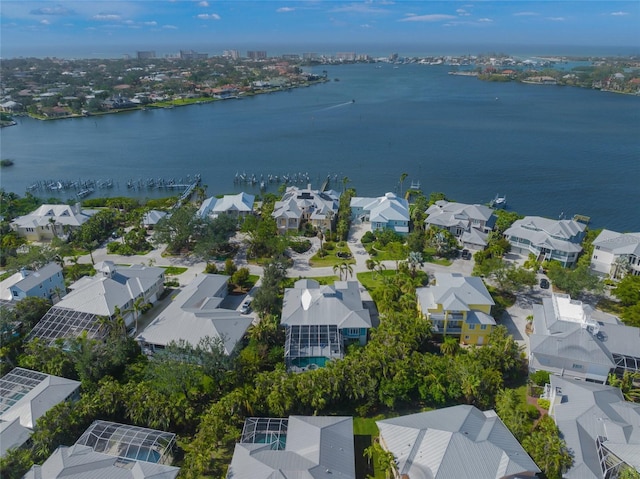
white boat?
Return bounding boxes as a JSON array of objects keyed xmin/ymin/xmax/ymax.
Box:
[{"xmin": 491, "ymin": 194, "xmax": 507, "ymax": 208}]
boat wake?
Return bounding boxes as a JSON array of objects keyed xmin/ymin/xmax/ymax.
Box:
[{"xmin": 317, "ymin": 101, "xmax": 355, "ymax": 111}]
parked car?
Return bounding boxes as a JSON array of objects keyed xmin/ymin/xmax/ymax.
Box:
[
  {"xmin": 539, "ymin": 278, "xmax": 550, "ymax": 289},
  {"xmin": 240, "ymin": 299, "xmax": 252, "ymax": 314},
  {"xmin": 461, "ymin": 249, "xmax": 471, "ymax": 260}
]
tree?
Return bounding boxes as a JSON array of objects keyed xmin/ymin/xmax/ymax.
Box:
[
  {"xmin": 546, "ymin": 262, "xmax": 603, "ymax": 297},
  {"xmin": 613, "ymin": 275, "xmax": 640, "ymax": 307},
  {"xmin": 608, "ymin": 371, "xmax": 640, "ymax": 402},
  {"xmin": 333, "ymin": 261, "xmax": 353, "ymax": 281},
  {"xmin": 399, "ymin": 172, "xmax": 408, "ymax": 197},
  {"xmin": 252, "ymin": 258, "xmax": 288, "ymax": 318},
  {"xmin": 439, "ymin": 336, "xmax": 460, "ymax": 356},
  {"xmin": 153, "ymin": 204, "xmax": 202, "ymax": 254},
  {"xmin": 522, "ymin": 415, "xmax": 573, "ymax": 479},
  {"xmin": 126, "ymin": 297, "xmax": 150, "ymax": 335},
  {"xmin": 406, "ymin": 251, "xmax": 424, "ymax": 278}
]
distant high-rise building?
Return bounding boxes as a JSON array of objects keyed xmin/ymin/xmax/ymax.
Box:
[
  {"xmin": 281, "ymin": 54, "xmax": 300, "ymax": 61},
  {"xmin": 136, "ymin": 51, "xmax": 156, "ymax": 59},
  {"xmin": 247, "ymin": 50, "xmax": 267, "ymax": 60},
  {"xmin": 335, "ymin": 52, "xmax": 356, "ymax": 61},
  {"xmin": 302, "ymin": 52, "xmax": 318, "ymax": 60},
  {"xmin": 180, "ymin": 50, "xmax": 208, "ymax": 60},
  {"xmin": 223, "ymin": 50, "xmax": 240, "ymax": 60}
]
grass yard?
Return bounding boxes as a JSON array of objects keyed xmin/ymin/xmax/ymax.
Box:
[
  {"xmin": 283, "ymin": 275, "xmax": 340, "ymax": 288},
  {"xmin": 162, "ymin": 266, "xmax": 188, "ymax": 275},
  {"xmin": 356, "ymin": 270, "xmax": 397, "ymax": 291},
  {"xmin": 366, "ymin": 241, "xmax": 407, "ymax": 261},
  {"xmin": 309, "ymin": 244, "xmax": 356, "ymax": 267}
]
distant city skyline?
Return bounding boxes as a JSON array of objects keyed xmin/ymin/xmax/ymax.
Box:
[{"xmin": 1, "ymin": 1, "xmax": 639, "ymax": 59}]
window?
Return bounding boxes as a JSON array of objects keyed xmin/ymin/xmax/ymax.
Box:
[
  {"xmin": 464, "ymin": 335, "xmax": 470, "ymax": 340},
  {"xmin": 480, "ymin": 325, "xmax": 487, "ymax": 330},
  {"xmin": 468, "ymin": 324, "xmax": 475, "ymax": 330},
  {"xmin": 572, "ymin": 363, "xmax": 583, "ymax": 369}
]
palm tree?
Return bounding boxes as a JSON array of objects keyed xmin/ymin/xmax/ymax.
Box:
[
  {"xmin": 440, "ymin": 336, "xmax": 460, "ymax": 356},
  {"xmin": 373, "ymin": 259, "xmax": 386, "ymax": 279},
  {"xmin": 126, "ymin": 297, "xmax": 150, "ymax": 335},
  {"xmin": 399, "ymin": 172, "xmax": 408, "ymax": 197},
  {"xmin": 341, "ymin": 176, "xmax": 350, "ymax": 194}
]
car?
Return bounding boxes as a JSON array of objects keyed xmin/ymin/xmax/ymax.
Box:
[
  {"xmin": 539, "ymin": 278, "xmax": 550, "ymax": 289},
  {"xmin": 240, "ymin": 299, "xmax": 252, "ymax": 314}
]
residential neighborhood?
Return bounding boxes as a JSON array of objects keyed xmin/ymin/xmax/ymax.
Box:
[{"xmin": 1, "ymin": 181, "xmax": 639, "ymax": 479}]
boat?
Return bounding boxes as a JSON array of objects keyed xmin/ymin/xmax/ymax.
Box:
[{"xmin": 490, "ymin": 194, "xmax": 507, "ymax": 209}]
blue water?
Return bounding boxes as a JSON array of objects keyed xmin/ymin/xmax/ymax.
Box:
[
  {"xmin": 1, "ymin": 63, "xmax": 638, "ymax": 231},
  {"xmin": 124, "ymin": 447, "xmax": 161, "ymax": 463}
]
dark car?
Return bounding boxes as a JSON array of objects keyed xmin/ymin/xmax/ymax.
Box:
[
  {"xmin": 539, "ymin": 278, "xmax": 550, "ymax": 289},
  {"xmin": 461, "ymin": 249, "xmax": 471, "ymax": 260}
]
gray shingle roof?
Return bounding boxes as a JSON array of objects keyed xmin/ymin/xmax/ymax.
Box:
[
  {"xmin": 11, "ymin": 262, "xmax": 62, "ymax": 292},
  {"xmin": 377, "ymin": 405, "xmax": 540, "ymax": 479},
  {"xmin": 416, "ymin": 273, "xmax": 494, "ymax": 313},
  {"xmin": 592, "ymin": 229, "xmax": 640, "ymax": 256}
]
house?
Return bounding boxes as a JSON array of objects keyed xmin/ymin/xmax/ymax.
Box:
[
  {"xmin": 503, "ymin": 216, "xmax": 586, "ymax": 267},
  {"xmin": 142, "ymin": 209, "xmax": 169, "ymax": 229},
  {"xmin": 0, "ymin": 367, "xmax": 80, "ymax": 457},
  {"xmin": 10, "ymin": 203, "xmax": 92, "ymax": 241},
  {"xmin": 350, "ymin": 192, "xmax": 410, "ymax": 235},
  {"xmin": 197, "ymin": 192, "xmax": 255, "ymax": 219},
  {"xmin": 543, "ymin": 376, "xmax": 640, "ymax": 479},
  {"xmin": 0, "ymin": 262, "xmax": 64, "ymax": 303},
  {"xmin": 416, "ymin": 273, "xmax": 496, "ymax": 345},
  {"xmin": 529, "ymin": 293, "xmax": 640, "ymax": 383},
  {"xmin": 377, "ymin": 405, "xmax": 540, "ymax": 479},
  {"xmin": 136, "ymin": 274, "xmax": 252, "ymax": 355},
  {"xmin": 24, "ymin": 420, "xmax": 179, "ymax": 478},
  {"xmin": 590, "ymin": 229, "xmax": 640, "ymax": 279},
  {"xmin": 424, "ymin": 200, "xmax": 496, "ymax": 248},
  {"xmin": 272, "ymin": 186, "xmax": 339, "ymax": 234},
  {"xmin": 227, "ymin": 415, "xmax": 355, "ymax": 479},
  {"xmin": 281, "ymin": 279, "xmax": 372, "ymax": 371},
  {"xmin": 28, "ymin": 261, "xmax": 165, "ymax": 342}
]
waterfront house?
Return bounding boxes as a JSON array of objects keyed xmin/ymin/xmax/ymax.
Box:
[
  {"xmin": 0, "ymin": 262, "xmax": 64, "ymax": 303},
  {"xmin": 424, "ymin": 200, "xmax": 496, "ymax": 249},
  {"xmin": 416, "ymin": 273, "xmax": 496, "ymax": 345},
  {"xmin": 590, "ymin": 229, "xmax": 640, "ymax": 279},
  {"xmin": 0, "ymin": 367, "xmax": 80, "ymax": 457},
  {"xmin": 142, "ymin": 209, "xmax": 169, "ymax": 229},
  {"xmin": 350, "ymin": 192, "xmax": 410, "ymax": 235},
  {"xmin": 543, "ymin": 376, "xmax": 640, "ymax": 479},
  {"xmin": 197, "ymin": 192, "xmax": 255, "ymax": 220},
  {"xmin": 28, "ymin": 261, "xmax": 164, "ymax": 342},
  {"xmin": 10, "ymin": 203, "xmax": 92, "ymax": 242},
  {"xmin": 272, "ymin": 186, "xmax": 339, "ymax": 234},
  {"xmin": 503, "ymin": 216, "xmax": 586, "ymax": 267},
  {"xmin": 529, "ymin": 293, "xmax": 640, "ymax": 383},
  {"xmin": 281, "ymin": 279, "xmax": 372, "ymax": 371},
  {"xmin": 227, "ymin": 415, "xmax": 355, "ymax": 479},
  {"xmin": 136, "ymin": 274, "xmax": 252, "ymax": 355},
  {"xmin": 24, "ymin": 421, "xmax": 179, "ymax": 478},
  {"xmin": 377, "ymin": 405, "xmax": 540, "ymax": 479}
]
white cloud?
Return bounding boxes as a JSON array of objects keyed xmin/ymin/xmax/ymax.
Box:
[
  {"xmin": 199, "ymin": 1, "xmax": 209, "ymax": 6},
  {"xmin": 93, "ymin": 13, "xmax": 122, "ymax": 21},
  {"xmin": 478, "ymin": 18, "xmax": 493, "ymax": 22},
  {"xmin": 197, "ymin": 13, "xmax": 221, "ymax": 20},
  {"xmin": 513, "ymin": 11, "xmax": 539, "ymax": 17},
  {"xmin": 330, "ymin": 3, "xmax": 389, "ymax": 14},
  {"xmin": 40, "ymin": 19, "xmax": 51, "ymax": 25},
  {"xmin": 360, "ymin": 23, "xmax": 372, "ymax": 28},
  {"xmin": 30, "ymin": 5, "xmax": 74, "ymax": 16},
  {"xmin": 456, "ymin": 9, "xmax": 471, "ymax": 16},
  {"xmin": 144, "ymin": 21, "xmax": 158, "ymax": 26},
  {"xmin": 277, "ymin": 7, "xmax": 295, "ymax": 13},
  {"xmin": 547, "ymin": 17, "xmax": 565, "ymax": 21},
  {"xmin": 163, "ymin": 24, "xmax": 178, "ymax": 29},
  {"xmin": 400, "ymin": 14, "xmax": 456, "ymax": 22},
  {"xmin": 610, "ymin": 11, "xmax": 629, "ymax": 16}
]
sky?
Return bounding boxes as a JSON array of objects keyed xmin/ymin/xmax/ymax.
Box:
[{"xmin": 1, "ymin": 1, "xmax": 639, "ymax": 58}]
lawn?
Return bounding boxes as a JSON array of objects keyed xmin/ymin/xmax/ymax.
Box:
[
  {"xmin": 283, "ymin": 275, "xmax": 339, "ymax": 288},
  {"xmin": 366, "ymin": 241, "xmax": 407, "ymax": 261},
  {"xmin": 162, "ymin": 266, "xmax": 188, "ymax": 275},
  {"xmin": 308, "ymin": 244, "xmax": 356, "ymax": 267},
  {"xmin": 356, "ymin": 270, "xmax": 397, "ymax": 291}
]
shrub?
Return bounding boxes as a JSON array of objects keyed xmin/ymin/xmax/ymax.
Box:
[
  {"xmin": 537, "ymin": 398, "xmax": 550, "ymax": 410},
  {"xmin": 324, "ymin": 242, "xmax": 336, "ymax": 251},
  {"xmin": 361, "ymin": 231, "xmax": 375, "ymax": 244},
  {"xmin": 289, "ymin": 239, "xmax": 312, "ymax": 254},
  {"xmin": 204, "ymin": 263, "xmax": 219, "ymax": 274},
  {"xmin": 530, "ymin": 370, "xmax": 550, "ymax": 387}
]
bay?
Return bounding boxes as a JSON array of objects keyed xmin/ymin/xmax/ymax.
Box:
[{"xmin": 1, "ymin": 63, "xmax": 639, "ymax": 231}]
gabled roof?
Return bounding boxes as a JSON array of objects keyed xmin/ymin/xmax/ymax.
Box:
[
  {"xmin": 227, "ymin": 416, "xmax": 355, "ymax": 479},
  {"xmin": 549, "ymin": 376, "xmax": 640, "ymax": 479},
  {"xmin": 592, "ymin": 229, "xmax": 640, "ymax": 256},
  {"xmin": 11, "ymin": 204, "xmax": 91, "ymax": 229},
  {"xmin": 281, "ymin": 280, "xmax": 371, "ymax": 330},
  {"xmin": 377, "ymin": 405, "xmax": 540, "ymax": 479},
  {"xmin": 137, "ymin": 274, "xmax": 251, "ymax": 354},
  {"xmin": 461, "ymin": 228, "xmax": 489, "ymax": 247},
  {"xmin": 55, "ymin": 263, "xmax": 163, "ymax": 317},
  {"xmin": 425, "ymin": 200, "xmax": 496, "ymax": 230},
  {"xmin": 7, "ymin": 263, "xmax": 62, "ymax": 294},
  {"xmin": 504, "ymin": 216, "xmax": 585, "ymax": 252},
  {"xmin": 0, "ymin": 418, "xmax": 32, "ymax": 457},
  {"xmin": 142, "ymin": 209, "xmax": 168, "ymax": 226},
  {"xmin": 23, "ymin": 445, "xmax": 180, "ymax": 479},
  {"xmin": 273, "ymin": 186, "xmax": 339, "ymax": 222},
  {"xmin": 198, "ymin": 192, "xmax": 255, "ymax": 217},
  {"xmin": 350, "ymin": 193, "xmax": 409, "ymax": 224},
  {"xmin": 0, "ymin": 368, "xmax": 80, "ymax": 429},
  {"xmin": 416, "ymin": 273, "xmax": 494, "ymax": 312}
]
